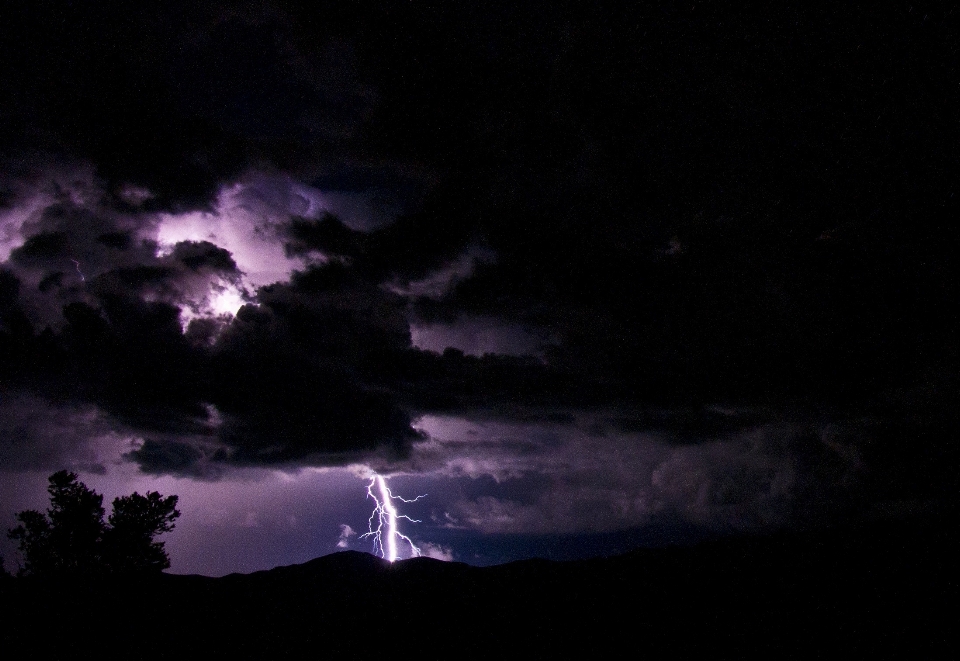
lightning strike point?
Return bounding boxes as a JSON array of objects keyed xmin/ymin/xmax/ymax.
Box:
[{"xmin": 360, "ymin": 475, "xmax": 426, "ymax": 562}]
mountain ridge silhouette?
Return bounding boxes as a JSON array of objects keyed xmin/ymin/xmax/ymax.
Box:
[{"xmin": 1, "ymin": 515, "xmax": 954, "ymax": 658}]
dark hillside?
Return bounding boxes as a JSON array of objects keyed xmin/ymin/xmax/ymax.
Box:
[{"xmin": 1, "ymin": 515, "xmax": 954, "ymax": 659}]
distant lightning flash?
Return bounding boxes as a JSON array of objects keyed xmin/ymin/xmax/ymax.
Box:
[
  {"xmin": 361, "ymin": 475, "xmax": 426, "ymax": 562},
  {"xmin": 70, "ymin": 259, "xmax": 86, "ymax": 282}
]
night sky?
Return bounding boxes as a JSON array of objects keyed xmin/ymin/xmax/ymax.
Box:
[{"xmin": 1, "ymin": 2, "xmax": 956, "ymax": 575}]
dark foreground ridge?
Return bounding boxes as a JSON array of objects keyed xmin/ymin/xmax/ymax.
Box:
[{"xmin": 1, "ymin": 515, "xmax": 955, "ymax": 659}]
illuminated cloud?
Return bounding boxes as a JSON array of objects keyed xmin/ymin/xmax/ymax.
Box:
[
  {"xmin": 337, "ymin": 524, "xmax": 357, "ymax": 549},
  {"xmin": 403, "ymin": 413, "xmax": 864, "ymax": 535},
  {"xmin": 155, "ymin": 178, "xmax": 306, "ymax": 290},
  {"xmin": 419, "ymin": 542, "xmax": 454, "ymax": 562}
]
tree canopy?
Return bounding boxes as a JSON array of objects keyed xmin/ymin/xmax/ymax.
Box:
[{"xmin": 7, "ymin": 471, "xmax": 180, "ymax": 576}]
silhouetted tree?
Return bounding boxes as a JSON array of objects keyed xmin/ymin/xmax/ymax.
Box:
[
  {"xmin": 8, "ymin": 471, "xmax": 104, "ymax": 575},
  {"xmin": 7, "ymin": 471, "xmax": 179, "ymax": 577},
  {"xmin": 103, "ymin": 491, "xmax": 180, "ymax": 573}
]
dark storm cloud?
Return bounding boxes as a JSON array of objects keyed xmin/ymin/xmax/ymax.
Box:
[
  {"xmin": 255, "ymin": 2, "xmax": 958, "ymax": 412},
  {"xmin": 610, "ymin": 407, "xmax": 770, "ymax": 443},
  {"xmin": 1, "ymin": 6, "xmax": 242, "ymax": 209},
  {"xmin": 407, "ymin": 410, "xmax": 875, "ymax": 536},
  {"xmin": 0, "ymin": 164, "xmax": 427, "ymax": 472},
  {"xmin": 203, "ymin": 263, "xmax": 423, "ymax": 466},
  {"xmin": 285, "ymin": 214, "xmax": 367, "ymax": 261},
  {"xmin": 126, "ymin": 438, "xmax": 225, "ymax": 480},
  {"xmin": 4, "ymin": 2, "xmax": 956, "ymax": 218},
  {"xmin": 0, "ymin": 1, "xmax": 956, "ymax": 541},
  {"xmin": 0, "ymin": 392, "xmax": 118, "ymax": 474},
  {"xmin": 1, "ymin": 259, "xmax": 430, "ymax": 472},
  {"xmin": 169, "ymin": 242, "xmax": 239, "ymax": 274},
  {"xmin": 0, "ymin": 1, "xmax": 389, "ymax": 209}
]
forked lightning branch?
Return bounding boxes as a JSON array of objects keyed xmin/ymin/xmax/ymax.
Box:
[{"xmin": 361, "ymin": 475, "xmax": 426, "ymax": 562}]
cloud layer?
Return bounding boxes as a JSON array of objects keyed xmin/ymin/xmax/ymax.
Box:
[{"xmin": 2, "ymin": 3, "xmax": 957, "ymax": 547}]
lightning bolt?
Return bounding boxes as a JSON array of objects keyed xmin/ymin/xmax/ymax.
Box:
[
  {"xmin": 70, "ymin": 259, "xmax": 86, "ymax": 282},
  {"xmin": 360, "ymin": 475, "xmax": 426, "ymax": 562}
]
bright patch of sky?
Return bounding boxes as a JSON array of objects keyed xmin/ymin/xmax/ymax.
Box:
[
  {"xmin": 154, "ymin": 173, "xmax": 394, "ymax": 325},
  {"xmin": 155, "ymin": 181, "xmax": 305, "ymax": 290}
]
